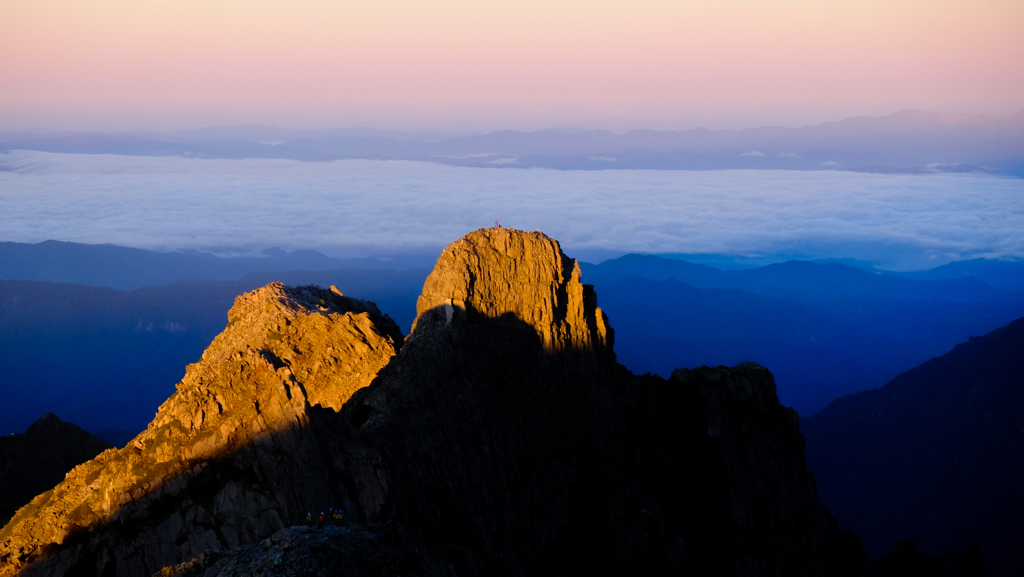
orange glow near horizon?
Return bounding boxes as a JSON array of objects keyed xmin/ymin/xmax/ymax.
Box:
[{"xmin": 1, "ymin": 0, "xmax": 1022, "ymax": 131}]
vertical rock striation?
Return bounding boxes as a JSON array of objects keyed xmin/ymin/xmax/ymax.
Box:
[{"xmin": 414, "ymin": 229, "xmax": 613, "ymax": 357}]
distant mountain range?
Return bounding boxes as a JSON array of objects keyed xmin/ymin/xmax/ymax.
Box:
[
  {"xmin": 3, "ymin": 109, "xmax": 1022, "ymax": 175},
  {"xmin": 582, "ymin": 254, "xmax": 1024, "ymax": 298},
  {"xmin": 0, "ymin": 241, "xmax": 434, "ymax": 291},
  {"xmin": 803, "ymin": 316, "xmax": 1024, "ymax": 576},
  {"xmin": 582, "ymin": 255, "xmax": 1024, "ymax": 415},
  {"xmin": 2, "ymin": 240, "xmax": 1023, "ymax": 434},
  {"xmin": 5, "ymin": 240, "xmax": 1023, "ymax": 293}
]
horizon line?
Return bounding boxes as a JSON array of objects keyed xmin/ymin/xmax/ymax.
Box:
[{"xmin": 4, "ymin": 107, "xmax": 1024, "ymax": 138}]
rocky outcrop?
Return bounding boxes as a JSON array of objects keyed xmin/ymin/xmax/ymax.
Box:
[
  {"xmin": 414, "ymin": 229, "xmax": 613, "ymax": 356},
  {"xmin": 2, "ymin": 229, "xmax": 869, "ymax": 576},
  {"xmin": 0, "ymin": 414, "xmax": 111, "ymax": 527},
  {"xmin": 0, "ymin": 284, "xmax": 402, "ymax": 576}
]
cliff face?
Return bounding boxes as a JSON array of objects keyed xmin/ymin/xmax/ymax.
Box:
[
  {"xmin": 0, "ymin": 414, "xmax": 111, "ymax": 527},
  {"xmin": 2, "ymin": 229, "xmax": 867, "ymax": 576},
  {"xmin": 668, "ymin": 365, "xmax": 867, "ymax": 573},
  {"xmin": 414, "ymin": 229, "xmax": 613, "ymax": 355}
]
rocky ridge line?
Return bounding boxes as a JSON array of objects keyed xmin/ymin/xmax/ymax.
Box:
[
  {"xmin": 0, "ymin": 284, "xmax": 402, "ymax": 576},
  {"xmin": 3, "ymin": 229, "xmax": 870, "ymax": 576}
]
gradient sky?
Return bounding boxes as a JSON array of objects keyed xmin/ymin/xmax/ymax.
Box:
[{"xmin": 2, "ymin": 0, "xmax": 1022, "ymax": 132}]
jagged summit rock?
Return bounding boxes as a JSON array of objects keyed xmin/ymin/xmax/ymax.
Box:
[
  {"xmin": 414, "ymin": 228, "xmax": 612, "ymax": 357},
  {"xmin": 0, "ymin": 283, "xmax": 402, "ymax": 576},
  {"xmin": 0, "ymin": 413, "xmax": 111, "ymax": 527},
  {"xmin": 2, "ymin": 229, "xmax": 869, "ymax": 576}
]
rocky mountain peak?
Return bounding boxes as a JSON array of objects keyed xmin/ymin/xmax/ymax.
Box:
[
  {"xmin": 2, "ymin": 231, "xmax": 870, "ymax": 577},
  {"xmin": 159, "ymin": 281, "xmax": 402, "ymax": 418},
  {"xmin": 414, "ymin": 228, "xmax": 612, "ymax": 357},
  {"xmin": 23, "ymin": 413, "xmax": 61, "ymax": 433},
  {"xmin": 0, "ymin": 283, "xmax": 402, "ymax": 576}
]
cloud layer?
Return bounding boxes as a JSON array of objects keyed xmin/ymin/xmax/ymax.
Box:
[{"xmin": 2, "ymin": 150, "xmax": 1022, "ymax": 270}]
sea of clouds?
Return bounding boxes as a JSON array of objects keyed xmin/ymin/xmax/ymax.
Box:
[{"xmin": 2, "ymin": 150, "xmax": 1022, "ymax": 269}]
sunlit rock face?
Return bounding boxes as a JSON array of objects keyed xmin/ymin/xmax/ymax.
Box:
[
  {"xmin": 2, "ymin": 229, "xmax": 869, "ymax": 576},
  {"xmin": 415, "ymin": 228, "xmax": 613, "ymax": 357},
  {"xmin": 0, "ymin": 284, "xmax": 402, "ymax": 577}
]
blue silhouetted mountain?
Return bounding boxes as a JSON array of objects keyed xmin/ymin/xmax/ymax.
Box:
[
  {"xmin": 0, "ymin": 279, "xmax": 239, "ymax": 435},
  {"xmin": 581, "ymin": 254, "xmax": 1020, "ymax": 304},
  {"xmin": 802, "ymin": 316, "xmax": 1024, "ymax": 576},
  {"xmin": 0, "ymin": 412, "xmax": 111, "ymax": 526},
  {"xmin": 0, "ymin": 240, "xmax": 434, "ymax": 291},
  {"xmin": 588, "ymin": 276, "xmax": 1024, "ymax": 416},
  {"xmin": 579, "ymin": 255, "xmax": 1024, "ymax": 415},
  {"xmin": 894, "ymin": 258, "xmax": 1024, "ymax": 292}
]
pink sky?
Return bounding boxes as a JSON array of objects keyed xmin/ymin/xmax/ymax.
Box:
[{"xmin": 1, "ymin": 0, "xmax": 1022, "ymax": 132}]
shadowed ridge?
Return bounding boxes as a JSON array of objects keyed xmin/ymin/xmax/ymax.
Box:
[
  {"xmin": 0, "ymin": 283, "xmax": 402, "ymax": 577},
  {"xmin": 0, "ymin": 414, "xmax": 111, "ymax": 527},
  {"xmin": 316, "ymin": 230, "xmax": 867, "ymax": 575},
  {"xmin": 804, "ymin": 316, "xmax": 1024, "ymax": 575},
  {"xmin": 669, "ymin": 364, "xmax": 865, "ymax": 568}
]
